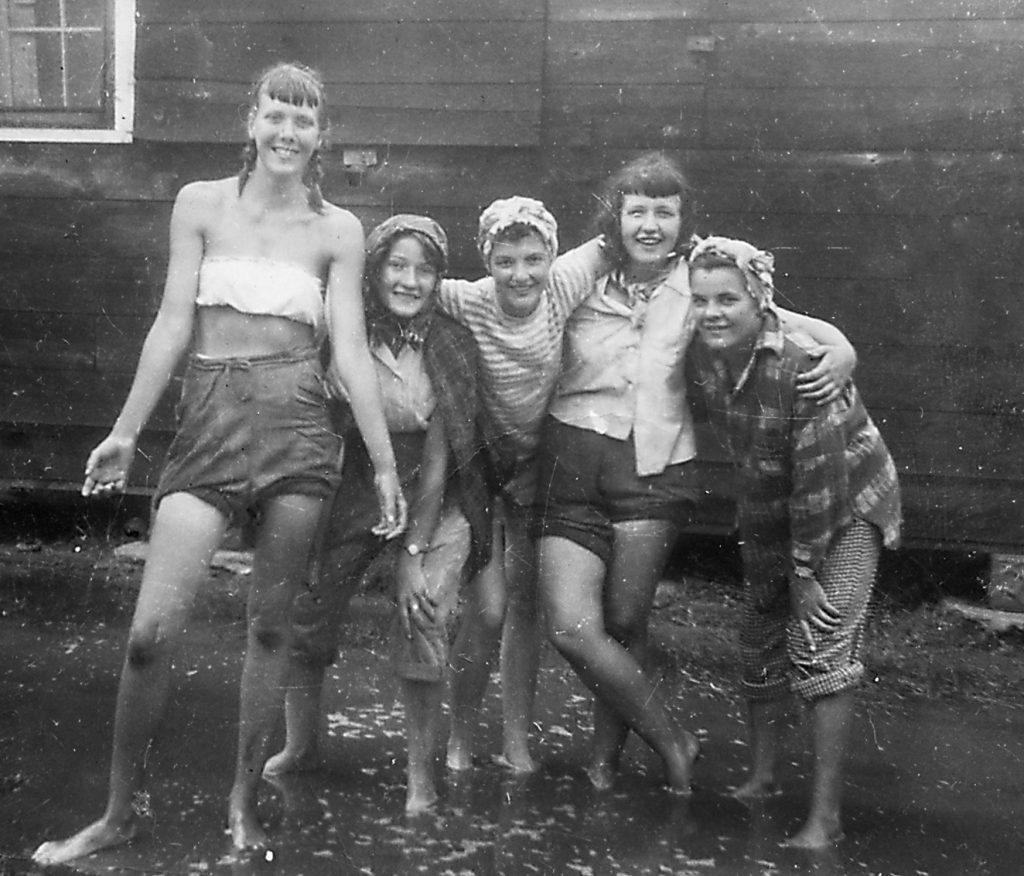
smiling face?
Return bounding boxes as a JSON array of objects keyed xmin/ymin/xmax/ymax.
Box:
[
  {"xmin": 690, "ymin": 265, "xmax": 764, "ymax": 355},
  {"xmin": 619, "ymin": 193, "xmax": 683, "ymax": 275},
  {"xmin": 375, "ymin": 235, "xmax": 439, "ymax": 320},
  {"xmin": 248, "ymin": 91, "xmax": 321, "ymax": 177},
  {"xmin": 487, "ymin": 230, "xmax": 554, "ymax": 318}
]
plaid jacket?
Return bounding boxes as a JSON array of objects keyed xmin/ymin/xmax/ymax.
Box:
[{"xmin": 689, "ymin": 313, "xmax": 901, "ymax": 605}]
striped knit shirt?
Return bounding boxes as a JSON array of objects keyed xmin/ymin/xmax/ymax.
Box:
[{"xmin": 438, "ymin": 238, "xmax": 606, "ymax": 467}]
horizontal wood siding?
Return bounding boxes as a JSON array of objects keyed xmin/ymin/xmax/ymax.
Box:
[
  {"xmin": 0, "ymin": 0, "xmax": 1021, "ymax": 552},
  {"xmin": 539, "ymin": 1, "xmax": 1024, "ymax": 551},
  {"xmin": 0, "ymin": 140, "xmax": 552, "ymax": 468},
  {"xmin": 134, "ymin": 1, "xmax": 544, "ymax": 147}
]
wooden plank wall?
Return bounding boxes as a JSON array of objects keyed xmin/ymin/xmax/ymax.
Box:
[
  {"xmin": 0, "ymin": 0, "xmax": 549, "ymax": 493},
  {"xmin": 536, "ymin": 0, "xmax": 1024, "ymax": 551},
  {"xmin": 133, "ymin": 0, "xmax": 545, "ymax": 146},
  {"xmin": 0, "ymin": 0, "xmax": 1021, "ymax": 552}
]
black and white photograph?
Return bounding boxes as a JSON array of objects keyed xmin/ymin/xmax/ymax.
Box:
[{"xmin": 0, "ymin": 2, "xmax": 1021, "ymax": 874}]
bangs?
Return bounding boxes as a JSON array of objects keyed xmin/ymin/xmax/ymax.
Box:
[
  {"xmin": 622, "ymin": 168, "xmax": 687, "ymax": 199},
  {"xmin": 256, "ymin": 64, "xmax": 324, "ymax": 113},
  {"xmin": 625, "ymin": 177, "xmax": 684, "ymax": 199},
  {"xmin": 612, "ymin": 152, "xmax": 690, "ymax": 200}
]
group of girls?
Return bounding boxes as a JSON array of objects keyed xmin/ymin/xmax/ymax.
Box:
[{"xmin": 33, "ymin": 61, "xmax": 899, "ymax": 865}]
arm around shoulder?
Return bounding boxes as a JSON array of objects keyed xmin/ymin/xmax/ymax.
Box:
[{"xmin": 776, "ymin": 307, "xmax": 857, "ymax": 403}]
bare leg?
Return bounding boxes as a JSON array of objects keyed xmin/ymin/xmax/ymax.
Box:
[
  {"xmin": 784, "ymin": 521, "xmax": 876, "ymax": 846},
  {"xmin": 447, "ymin": 519, "xmax": 506, "ymax": 771},
  {"xmin": 539, "ymin": 536, "xmax": 698, "ymax": 793},
  {"xmin": 228, "ymin": 493, "xmax": 323, "ymax": 851},
  {"xmin": 262, "ymin": 662, "xmax": 324, "ymax": 776},
  {"xmin": 732, "ymin": 698, "xmax": 787, "ymax": 799},
  {"xmin": 589, "ymin": 520, "xmax": 677, "ymax": 788},
  {"xmin": 783, "ymin": 691, "xmax": 853, "ymax": 848},
  {"xmin": 402, "ymin": 678, "xmax": 444, "ymax": 813},
  {"xmin": 33, "ymin": 494, "xmax": 227, "ymax": 866},
  {"xmin": 496, "ymin": 515, "xmax": 540, "ymax": 772},
  {"xmin": 265, "ymin": 536, "xmax": 365, "ymax": 776}
]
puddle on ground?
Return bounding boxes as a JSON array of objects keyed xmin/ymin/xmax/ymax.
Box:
[{"xmin": 1, "ymin": 602, "xmax": 1022, "ymax": 875}]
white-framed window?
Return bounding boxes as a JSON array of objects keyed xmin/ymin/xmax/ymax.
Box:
[{"xmin": 0, "ymin": 0, "xmax": 134, "ymax": 142}]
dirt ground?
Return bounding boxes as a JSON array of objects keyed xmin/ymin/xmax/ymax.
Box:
[{"xmin": 2, "ymin": 489, "xmax": 1023, "ymax": 710}]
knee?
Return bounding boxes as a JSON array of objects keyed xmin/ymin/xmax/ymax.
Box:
[
  {"xmin": 547, "ymin": 618, "xmax": 591, "ymax": 662},
  {"xmin": 248, "ymin": 614, "xmax": 289, "ymax": 652},
  {"xmin": 604, "ymin": 612, "xmax": 645, "ymax": 648},
  {"xmin": 474, "ymin": 596, "xmax": 507, "ymax": 633},
  {"xmin": 125, "ymin": 622, "xmax": 172, "ymax": 669}
]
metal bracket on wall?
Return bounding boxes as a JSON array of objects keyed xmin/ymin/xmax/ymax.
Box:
[{"xmin": 342, "ymin": 148, "xmax": 379, "ymax": 187}]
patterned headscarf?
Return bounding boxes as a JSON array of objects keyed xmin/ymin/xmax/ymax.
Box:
[
  {"xmin": 688, "ymin": 235, "xmax": 776, "ymax": 311},
  {"xmin": 366, "ymin": 214, "xmax": 449, "ymax": 274},
  {"xmin": 364, "ymin": 214, "xmax": 449, "ymax": 354},
  {"xmin": 477, "ymin": 196, "xmax": 558, "ymax": 262}
]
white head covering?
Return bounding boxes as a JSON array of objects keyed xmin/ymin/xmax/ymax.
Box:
[
  {"xmin": 477, "ymin": 196, "xmax": 559, "ymax": 262},
  {"xmin": 689, "ymin": 235, "xmax": 776, "ymax": 311}
]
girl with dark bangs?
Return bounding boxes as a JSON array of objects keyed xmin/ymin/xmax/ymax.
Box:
[{"xmin": 535, "ymin": 152, "xmax": 858, "ymax": 794}]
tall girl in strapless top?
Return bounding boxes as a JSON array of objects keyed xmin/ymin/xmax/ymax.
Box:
[{"xmin": 32, "ymin": 63, "xmax": 406, "ymax": 865}]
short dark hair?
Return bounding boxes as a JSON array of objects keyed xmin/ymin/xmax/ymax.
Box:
[{"xmin": 592, "ymin": 152, "xmax": 696, "ymax": 267}]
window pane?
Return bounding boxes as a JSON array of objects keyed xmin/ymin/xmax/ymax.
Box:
[
  {"xmin": 30, "ymin": 0, "xmax": 61, "ymax": 28},
  {"xmin": 9, "ymin": 34, "xmax": 41, "ymax": 105},
  {"xmin": 29, "ymin": 30, "xmax": 61, "ymax": 105},
  {"xmin": 0, "ymin": 0, "xmax": 123, "ymax": 133},
  {"xmin": 9, "ymin": 32, "xmax": 64, "ymax": 108},
  {"xmin": 66, "ymin": 30, "xmax": 102, "ymax": 108},
  {"xmin": 66, "ymin": 0, "xmax": 105, "ymax": 29},
  {"xmin": 9, "ymin": 0, "xmax": 39, "ymax": 29}
]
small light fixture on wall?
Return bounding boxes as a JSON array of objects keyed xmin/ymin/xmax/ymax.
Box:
[{"xmin": 342, "ymin": 148, "xmax": 379, "ymax": 187}]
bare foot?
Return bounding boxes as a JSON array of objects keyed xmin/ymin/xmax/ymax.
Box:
[
  {"xmin": 445, "ymin": 742, "xmax": 474, "ymax": 773},
  {"xmin": 781, "ymin": 816, "xmax": 844, "ymax": 848},
  {"xmin": 405, "ymin": 782, "xmax": 439, "ymax": 815},
  {"xmin": 228, "ymin": 801, "xmax": 268, "ymax": 851},
  {"xmin": 492, "ymin": 751, "xmax": 538, "ymax": 774},
  {"xmin": 32, "ymin": 815, "xmax": 142, "ymax": 865},
  {"xmin": 262, "ymin": 771, "xmax": 321, "ymax": 821},
  {"xmin": 585, "ymin": 760, "xmax": 617, "ymax": 791},
  {"xmin": 730, "ymin": 776, "xmax": 782, "ymax": 800},
  {"xmin": 664, "ymin": 730, "xmax": 701, "ymax": 794},
  {"xmin": 262, "ymin": 747, "xmax": 318, "ymax": 777}
]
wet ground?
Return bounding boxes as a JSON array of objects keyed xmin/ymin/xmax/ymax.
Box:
[{"xmin": 1, "ymin": 543, "xmax": 1023, "ymax": 875}]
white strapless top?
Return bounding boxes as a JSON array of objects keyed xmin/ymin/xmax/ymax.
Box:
[{"xmin": 196, "ymin": 257, "xmax": 325, "ymax": 335}]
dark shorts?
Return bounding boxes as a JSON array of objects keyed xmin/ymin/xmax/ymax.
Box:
[
  {"xmin": 154, "ymin": 347, "xmax": 341, "ymax": 524},
  {"xmin": 532, "ymin": 417, "xmax": 698, "ymax": 564}
]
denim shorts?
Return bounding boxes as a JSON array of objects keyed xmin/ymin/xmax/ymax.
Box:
[
  {"xmin": 532, "ymin": 417, "xmax": 698, "ymax": 564},
  {"xmin": 154, "ymin": 347, "xmax": 341, "ymax": 524}
]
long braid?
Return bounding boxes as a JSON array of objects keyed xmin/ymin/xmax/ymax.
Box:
[
  {"xmin": 237, "ymin": 138, "xmax": 257, "ymax": 195},
  {"xmin": 304, "ymin": 147, "xmax": 325, "ymax": 213}
]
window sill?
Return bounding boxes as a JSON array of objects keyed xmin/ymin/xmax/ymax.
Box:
[{"xmin": 0, "ymin": 127, "xmax": 133, "ymax": 143}]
